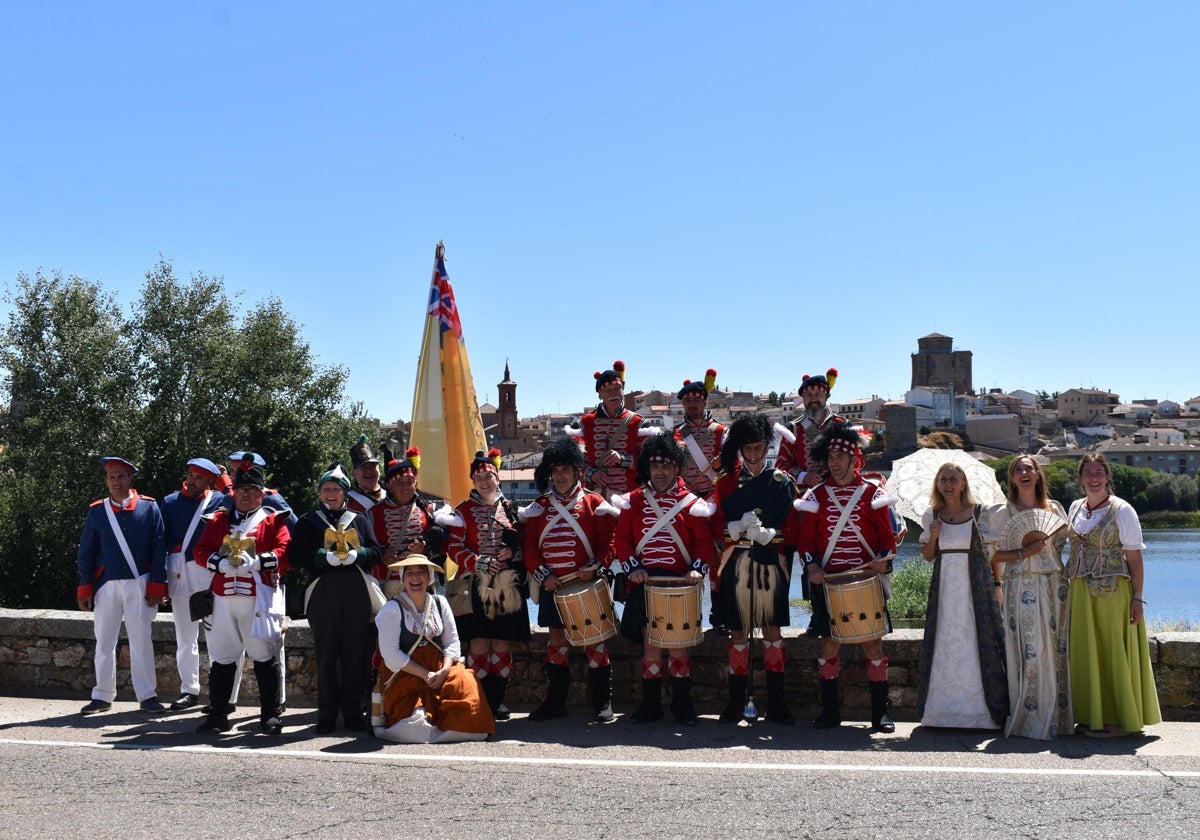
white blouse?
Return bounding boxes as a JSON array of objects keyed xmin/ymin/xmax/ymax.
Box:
[{"xmin": 374, "ymin": 592, "xmax": 461, "ymax": 672}]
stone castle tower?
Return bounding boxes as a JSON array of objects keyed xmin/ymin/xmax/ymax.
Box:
[{"xmin": 911, "ymin": 333, "xmax": 973, "ymax": 394}]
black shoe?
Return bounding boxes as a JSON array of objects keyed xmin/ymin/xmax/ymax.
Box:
[
  {"xmin": 260, "ymin": 716, "xmax": 283, "ymax": 736},
  {"xmin": 80, "ymin": 699, "xmax": 112, "ymax": 715},
  {"xmin": 872, "ymin": 712, "xmax": 896, "ymax": 734},
  {"xmin": 345, "ymin": 716, "xmax": 367, "ymax": 732},
  {"xmin": 170, "ymin": 693, "xmax": 199, "ymax": 711},
  {"xmin": 139, "ymin": 697, "xmax": 167, "ymax": 713},
  {"xmin": 201, "ymin": 703, "xmax": 237, "ymax": 715},
  {"xmin": 197, "ymin": 715, "xmax": 232, "ymax": 733},
  {"xmin": 529, "ymin": 703, "xmax": 568, "ymax": 721},
  {"xmin": 593, "ymin": 702, "xmax": 615, "ymax": 723},
  {"xmin": 315, "ymin": 719, "xmax": 336, "ymax": 735},
  {"xmin": 494, "ymin": 704, "xmax": 511, "ymax": 721},
  {"xmin": 629, "ymin": 705, "xmax": 664, "ymax": 724}
]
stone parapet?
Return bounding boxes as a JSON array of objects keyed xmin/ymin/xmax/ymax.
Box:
[{"xmin": 1, "ymin": 609, "xmax": 1195, "ymax": 721}]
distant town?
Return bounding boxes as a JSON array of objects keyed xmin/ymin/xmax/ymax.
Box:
[{"xmin": 382, "ymin": 333, "xmax": 1200, "ymax": 502}]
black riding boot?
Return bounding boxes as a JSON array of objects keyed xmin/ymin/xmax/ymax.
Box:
[
  {"xmin": 530, "ymin": 663, "xmax": 570, "ymax": 721},
  {"xmin": 588, "ymin": 665, "xmax": 614, "ymax": 722},
  {"xmin": 670, "ymin": 676, "xmax": 697, "ymax": 726},
  {"xmin": 482, "ymin": 674, "xmax": 511, "ymax": 720},
  {"xmin": 764, "ymin": 670, "xmax": 795, "ymax": 725},
  {"xmin": 197, "ymin": 661, "xmax": 236, "ymax": 733},
  {"xmin": 870, "ymin": 680, "xmax": 895, "ymax": 733},
  {"xmin": 630, "ymin": 678, "xmax": 663, "ymax": 724},
  {"xmin": 255, "ymin": 658, "xmax": 283, "ymax": 735},
  {"xmin": 719, "ymin": 674, "xmax": 750, "ymax": 723},
  {"xmin": 812, "ymin": 677, "xmax": 841, "ymax": 729}
]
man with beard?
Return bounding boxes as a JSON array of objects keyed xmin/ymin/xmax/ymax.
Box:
[
  {"xmin": 796, "ymin": 420, "xmax": 899, "ymax": 733},
  {"xmin": 289, "ymin": 464, "xmax": 382, "ymax": 734},
  {"xmin": 161, "ymin": 457, "xmax": 226, "ymax": 711},
  {"xmin": 346, "ymin": 434, "xmax": 386, "ymax": 515},
  {"xmin": 673, "ymin": 368, "xmax": 725, "ymax": 499},
  {"xmin": 776, "ymin": 368, "xmax": 845, "ymax": 490},
  {"xmin": 369, "ymin": 447, "xmax": 447, "ymax": 598},
  {"xmin": 520, "ymin": 437, "xmax": 619, "ymax": 722},
  {"xmin": 711, "ymin": 415, "xmax": 802, "ymax": 725},
  {"xmin": 192, "ymin": 464, "xmax": 291, "ymax": 735},
  {"xmin": 569, "ymin": 360, "xmax": 647, "ymax": 496},
  {"xmin": 615, "ymin": 434, "xmax": 713, "ymax": 726}
]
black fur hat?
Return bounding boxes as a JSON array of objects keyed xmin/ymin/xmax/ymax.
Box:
[
  {"xmin": 636, "ymin": 432, "xmax": 686, "ymax": 485},
  {"xmin": 809, "ymin": 419, "xmax": 867, "ymax": 463},
  {"xmin": 535, "ymin": 436, "xmax": 587, "ymax": 493},
  {"xmin": 719, "ymin": 413, "xmax": 774, "ymax": 474}
]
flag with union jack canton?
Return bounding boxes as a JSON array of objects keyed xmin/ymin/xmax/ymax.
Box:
[{"xmin": 410, "ymin": 242, "xmax": 487, "ymax": 507}]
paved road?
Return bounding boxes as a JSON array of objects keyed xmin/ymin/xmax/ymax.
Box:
[{"xmin": 2, "ymin": 694, "xmax": 1198, "ymax": 839}]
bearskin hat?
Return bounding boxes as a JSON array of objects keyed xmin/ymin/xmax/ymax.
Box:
[
  {"xmin": 809, "ymin": 419, "xmax": 868, "ymax": 463},
  {"xmin": 535, "ymin": 436, "xmax": 587, "ymax": 493},
  {"xmin": 636, "ymin": 431, "xmax": 687, "ymax": 485},
  {"xmin": 720, "ymin": 413, "xmax": 774, "ymax": 474}
]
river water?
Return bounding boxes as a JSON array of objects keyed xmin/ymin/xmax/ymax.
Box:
[{"xmin": 781, "ymin": 527, "xmax": 1199, "ymax": 629}]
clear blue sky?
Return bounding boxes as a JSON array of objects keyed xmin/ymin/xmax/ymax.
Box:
[{"xmin": 3, "ymin": 3, "xmax": 1197, "ymax": 422}]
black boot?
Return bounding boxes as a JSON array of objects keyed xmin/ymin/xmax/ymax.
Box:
[
  {"xmin": 530, "ymin": 664, "xmax": 570, "ymax": 721},
  {"xmin": 812, "ymin": 678, "xmax": 841, "ymax": 729},
  {"xmin": 629, "ymin": 678, "xmax": 663, "ymax": 724},
  {"xmin": 870, "ymin": 680, "xmax": 895, "ymax": 733},
  {"xmin": 719, "ymin": 674, "xmax": 749, "ymax": 723},
  {"xmin": 764, "ymin": 671, "xmax": 795, "ymax": 725},
  {"xmin": 255, "ymin": 659, "xmax": 284, "ymax": 735},
  {"xmin": 670, "ymin": 676, "xmax": 697, "ymax": 726},
  {"xmin": 197, "ymin": 662, "xmax": 236, "ymax": 733},
  {"xmin": 482, "ymin": 674, "xmax": 510, "ymax": 721},
  {"xmin": 588, "ymin": 665, "xmax": 614, "ymax": 723}
]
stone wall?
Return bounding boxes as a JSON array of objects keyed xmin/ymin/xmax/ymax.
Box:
[{"xmin": 1, "ymin": 608, "xmax": 1196, "ymax": 721}]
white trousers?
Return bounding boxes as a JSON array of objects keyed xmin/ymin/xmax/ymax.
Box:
[
  {"xmin": 92, "ymin": 576, "xmax": 158, "ymax": 702},
  {"xmin": 167, "ymin": 554, "xmax": 212, "ymax": 695},
  {"xmin": 207, "ymin": 594, "xmax": 278, "ymax": 665}
]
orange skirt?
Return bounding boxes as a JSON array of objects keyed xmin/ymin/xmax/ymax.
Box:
[{"xmin": 380, "ymin": 645, "xmax": 494, "ymax": 735}]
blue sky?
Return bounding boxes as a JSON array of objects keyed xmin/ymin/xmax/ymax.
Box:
[{"xmin": 3, "ymin": 3, "xmax": 1197, "ymax": 422}]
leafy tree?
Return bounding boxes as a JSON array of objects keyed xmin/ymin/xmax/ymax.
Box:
[
  {"xmin": 0, "ymin": 263, "xmax": 378, "ymax": 608},
  {"xmin": 0, "ymin": 272, "xmax": 141, "ymax": 607}
]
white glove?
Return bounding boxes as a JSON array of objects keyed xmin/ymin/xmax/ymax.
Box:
[
  {"xmin": 218, "ymin": 558, "xmax": 237, "ymax": 576},
  {"xmin": 324, "ymin": 549, "xmax": 341, "ymax": 567},
  {"xmin": 749, "ymin": 524, "xmax": 777, "ymax": 546},
  {"xmin": 729, "ymin": 511, "xmax": 760, "ymax": 541},
  {"xmin": 241, "ymin": 552, "xmax": 260, "ymax": 572},
  {"xmin": 340, "ymin": 549, "xmax": 358, "ymax": 566}
]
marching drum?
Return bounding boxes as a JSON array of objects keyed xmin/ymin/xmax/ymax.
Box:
[
  {"xmin": 823, "ymin": 569, "xmax": 888, "ymax": 643},
  {"xmin": 554, "ymin": 577, "xmax": 618, "ymax": 647},
  {"xmin": 645, "ymin": 581, "xmax": 703, "ymax": 649}
]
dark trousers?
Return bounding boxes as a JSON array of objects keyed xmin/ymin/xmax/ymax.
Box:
[{"xmin": 306, "ymin": 569, "xmax": 373, "ymax": 724}]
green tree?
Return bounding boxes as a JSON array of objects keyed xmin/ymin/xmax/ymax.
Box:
[
  {"xmin": 0, "ymin": 263, "xmax": 377, "ymax": 608},
  {"xmin": 0, "ymin": 272, "xmax": 141, "ymax": 607}
]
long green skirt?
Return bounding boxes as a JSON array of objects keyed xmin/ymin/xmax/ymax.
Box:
[{"xmin": 1068, "ymin": 577, "xmax": 1161, "ymax": 733}]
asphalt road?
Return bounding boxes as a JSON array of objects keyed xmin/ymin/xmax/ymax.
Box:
[{"xmin": 2, "ymin": 694, "xmax": 1198, "ymax": 839}]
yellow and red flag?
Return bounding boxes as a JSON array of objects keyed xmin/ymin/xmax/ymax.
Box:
[{"xmin": 409, "ymin": 241, "xmax": 487, "ymax": 504}]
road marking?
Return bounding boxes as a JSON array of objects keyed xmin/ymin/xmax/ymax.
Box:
[{"xmin": 2, "ymin": 737, "xmax": 1199, "ymax": 778}]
